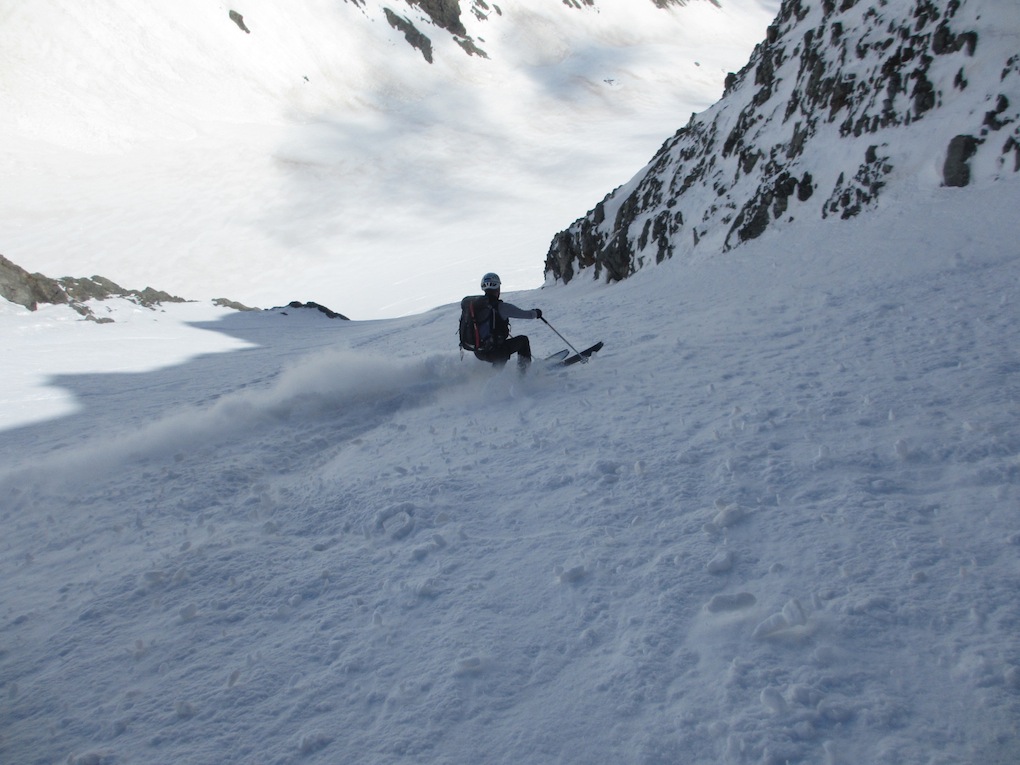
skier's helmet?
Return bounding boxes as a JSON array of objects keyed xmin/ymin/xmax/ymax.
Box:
[{"xmin": 480, "ymin": 272, "xmax": 501, "ymax": 291}]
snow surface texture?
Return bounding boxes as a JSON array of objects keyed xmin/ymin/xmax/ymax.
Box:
[
  {"xmin": 3, "ymin": 185, "xmax": 1019, "ymax": 764},
  {"xmin": 0, "ymin": 0, "xmax": 778, "ymax": 319}
]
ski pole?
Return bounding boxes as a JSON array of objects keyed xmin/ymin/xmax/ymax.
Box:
[{"xmin": 541, "ymin": 317, "xmax": 588, "ymax": 362}]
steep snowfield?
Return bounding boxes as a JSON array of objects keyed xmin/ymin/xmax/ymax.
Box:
[
  {"xmin": 0, "ymin": 0, "xmax": 779, "ymax": 319},
  {"xmin": 3, "ymin": 184, "xmax": 1019, "ymax": 764}
]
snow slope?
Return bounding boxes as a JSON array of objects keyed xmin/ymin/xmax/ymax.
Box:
[
  {"xmin": 0, "ymin": 0, "xmax": 779, "ymax": 319},
  {"xmin": 3, "ymin": 183, "xmax": 1019, "ymax": 764}
]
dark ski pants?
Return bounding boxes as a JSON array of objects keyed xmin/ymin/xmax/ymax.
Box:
[{"xmin": 475, "ymin": 336, "xmax": 532, "ymax": 369}]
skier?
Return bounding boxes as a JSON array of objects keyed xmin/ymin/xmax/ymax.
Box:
[{"xmin": 462, "ymin": 272, "xmax": 543, "ymax": 371}]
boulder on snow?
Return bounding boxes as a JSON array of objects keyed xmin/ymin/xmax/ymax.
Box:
[
  {"xmin": 943, "ymin": 134, "xmax": 980, "ymax": 187},
  {"xmin": 228, "ymin": 10, "xmax": 251, "ymax": 34}
]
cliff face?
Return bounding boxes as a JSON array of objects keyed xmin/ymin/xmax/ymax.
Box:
[
  {"xmin": 0, "ymin": 255, "xmax": 69, "ymax": 312},
  {"xmin": 545, "ymin": 0, "xmax": 1020, "ymax": 284}
]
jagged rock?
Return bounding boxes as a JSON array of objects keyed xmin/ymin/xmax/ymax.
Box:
[
  {"xmin": 454, "ymin": 36, "xmax": 488, "ymax": 59},
  {"xmin": 943, "ymin": 134, "xmax": 979, "ymax": 187},
  {"xmin": 822, "ymin": 144, "xmax": 893, "ymax": 219},
  {"xmin": 57, "ymin": 275, "xmax": 186, "ymax": 308},
  {"xmin": 0, "ymin": 254, "xmax": 68, "ymax": 311},
  {"xmin": 469, "ymin": 0, "xmax": 500, "ymax": 22},
  {"xmin": 544, "ymin": 0, "xmax": 1018, "ymax": 285},
  {"xmin": 383, "ymin": 0, "xmax": 695, "ymax": 63},
  {"xmin": 1005, "ymin": 135, "xmax": 1020, "ymax": 173},
  {"xmin": 213, "ymin": 298, "xmax": 259, "ymax": 311},
  {"xmin": 385, "ymin": 9, "xmax": 434, "ymax": 63},
  {"xmin": 228, "ymin": 10, "xmax": 251, "ymax": 34},
  {"xmin": 278, "ymin": 301, "xmax": 350, "ymax": 320},
  {"xmin": 398, "ymin": 1, "xmax": 495, "ymax": 59},
  {"xmin": 407, "ymin": 0, "xmax": 466, "ymax": 37}
]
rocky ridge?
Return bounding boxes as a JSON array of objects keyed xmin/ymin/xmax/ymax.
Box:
[
  {"xmin": 0, "ymin": 254, "xmax": 193, "ymax": 323},
  {"xmin": 544, "ymin": 0, "xmax": 1020, "ymax": 284},
  {"xmin": 0, "ymin": 255, "xmax": 352, "ymax": 323},
  {"xmin": 0, "ymin": 255, "xmax": 262, "ymax": 322}
]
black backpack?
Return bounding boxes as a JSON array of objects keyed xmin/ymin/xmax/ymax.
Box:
[{"xmin": 458, "ymin": 295, "xmax": 506, "ymax": 352}]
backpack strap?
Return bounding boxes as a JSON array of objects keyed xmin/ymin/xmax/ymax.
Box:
[
  {"xmin": 469, "ymin": 299, "xmax": 482, "ymax": 350},
  {"xmin": 493, "ymin": 299, "xmax": 510, "ymax": 342}
]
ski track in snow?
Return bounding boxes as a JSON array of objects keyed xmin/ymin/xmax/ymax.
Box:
[{"xmin": 2, "ymin": 189, "xmax": 1019, "ymax": 764}]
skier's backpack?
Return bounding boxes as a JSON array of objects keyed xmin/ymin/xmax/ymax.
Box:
[{"xmin": 458, "ymin": 295, "xmax": 495, "ymax": 353}]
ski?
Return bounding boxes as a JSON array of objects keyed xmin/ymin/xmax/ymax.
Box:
[
  {"xmin": 561, "ymin": 341, "xmax": 604, "ymax": 366},
  {"xmin": 544, "ymin": 349, "xmax": 571, "ymax": 363}
]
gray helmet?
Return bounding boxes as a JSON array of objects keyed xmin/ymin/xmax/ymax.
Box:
[{"xmin": 480, "ymin": 272, "xmax": 501, "ymax": 291}]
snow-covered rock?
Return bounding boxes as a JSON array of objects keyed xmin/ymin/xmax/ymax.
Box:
[{"xmin": 545, "ymin": 0, "xmax": 1020, "ymax": 283}]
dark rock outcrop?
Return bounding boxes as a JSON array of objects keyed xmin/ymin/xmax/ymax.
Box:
[
  {"xmin": 942, "ymin": 134, "xmax": 979, "ymax": 186},
  {"xmin": 0, "ymin": 254, "xmax": 68, "ymax": 311},
  {"xmin": 213, "ymin": 297, "xmax": 259, "ymax": 312},
  {"xmin": 228, "ymin": 10, "xmax": 251, "ymax": 34},
  {"xmin": 385, "ymin": 8, "xmax": 434, "ymax": 63},
  {"xmin": 406, "ymin": 0, "xmax": 467, "ymax": 37},
  {"xmin": 277, "ymin": 301, "xmax": 350, "ymax": 320}
]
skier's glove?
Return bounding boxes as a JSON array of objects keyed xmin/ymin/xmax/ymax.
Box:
[{"xmin": 534, "ymin": 308, "xmax": 543, "ymax": 319}]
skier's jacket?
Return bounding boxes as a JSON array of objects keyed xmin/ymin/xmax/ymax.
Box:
[{"xmin": 458, "ymin": 295, "xmax": 537, "ymax": 353}]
